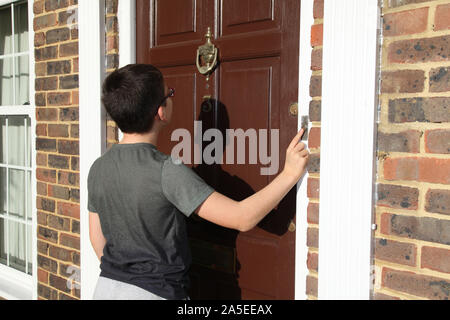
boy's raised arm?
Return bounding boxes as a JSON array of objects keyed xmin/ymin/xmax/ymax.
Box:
[{"xmin": 195, "ymin": 129, "xmax": 309, "ymax": 232}]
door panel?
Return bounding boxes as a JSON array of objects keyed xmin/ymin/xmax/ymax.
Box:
[
  {"xmin": 136, "ymin": 0, "xmax": 300, "ymax": 300},
  {"xmin": 220, "ymin": 0, "xmax": 280, "ymax": 36},
  {"xmin": 155, "ymin": 0, "xmax": 206, "ymax": 45}
]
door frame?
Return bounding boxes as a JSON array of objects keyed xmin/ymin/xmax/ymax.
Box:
[
  {"xmin": 318, "ymin": 0, "xmax": 380, "ymax": 299},
  {"xmin": 79, "ymin": 0, "xmax": 106, "ymax": 300},
  {"xmin": 79, "ymin": 0, "xmax": 380, "ymax": 300}
]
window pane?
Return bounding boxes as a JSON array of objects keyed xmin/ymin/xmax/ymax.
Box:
[
  {"xmin": 0, "ymin": 218, "xmax": 6, "ymax": 266},
  {"xmin": 0, "ymin": 167, "xmax": 5, "ymax": 215},
  {"xmin": 0, "ymin": 117, "xmax": 5, "ymax": 164},
  {"xmin": 8, "ymin": 220, "xmax": 26, "ymax": 273},
  {"xmin": 9, "ymin": 168, "xmax": 25, "ymax": 220},
  {"xmin": 8, "ymin": 115, "xmax": 26, "ymax": 166},
  {"xmin": 0, "ymin": 57, "xmax": 14, "ymax": 106},
  {"xmin": 0, "ymin": 5, "xmax": 12, "ymax": 56},
  {"xmin": 14, "ymin": 2, "xmax": 29, "ymax": 53},
  {"xmin": 15, "ymin": 55, "xmax": 29, "ymax": 105}
]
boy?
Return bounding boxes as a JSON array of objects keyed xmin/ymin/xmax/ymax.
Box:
[{"xmin": 88, "ymin": 64, "xmax": 309, "ymax": 300}]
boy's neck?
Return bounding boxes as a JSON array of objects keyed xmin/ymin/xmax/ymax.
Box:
[{"xmin": 119, "ymin": 130, "xmax": 159, "ymax": 146}]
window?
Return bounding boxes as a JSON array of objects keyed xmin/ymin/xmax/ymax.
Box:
[{"xmin": 0, "ymin": 0, "xmax": 34, "ymax": 299}]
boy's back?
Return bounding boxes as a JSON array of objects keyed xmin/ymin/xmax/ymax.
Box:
[{"xmin": 88, "ymin": 142, "xmax": 214, "ymax": 299}]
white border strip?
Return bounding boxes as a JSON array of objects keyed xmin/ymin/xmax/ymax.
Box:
[
  {"xmin": 117, "ymin": 0, "xmax": 136, "ymax": 142},
  {"xmin": 295, "ymin": 0, "xmax": 314, "ymax": 301},
  {"xmin": 318, "ymin": 0, "xmax": 379, "ymax": 299},
  {"xmin": 79, "ymin": 0, "xmax": 106, "ymax": 300}
]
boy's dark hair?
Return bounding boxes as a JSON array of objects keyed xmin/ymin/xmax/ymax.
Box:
[{"xmin": 101, "ymin": 64, "xmax": 165, "ymax": 133}]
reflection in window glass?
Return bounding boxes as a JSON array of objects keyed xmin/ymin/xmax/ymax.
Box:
[
  {"xmin": 0, "ymin": 6, "xmax": 12, "ymax": 56},
  {"xmin": 15, "ymin": 55, "xmax": 30, "ymax": 106},
  {"xmin": 0, "ymin": 58, "xmax": 14, "ymax": 106},
  {"xmin": 14, "ymin": 2, "xmax": 29, "ymax": 53}
]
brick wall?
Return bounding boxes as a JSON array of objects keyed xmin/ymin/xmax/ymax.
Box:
[
  {"xmin": 305, "ymin": 0, "xmax": 323, "ymax": 300},
  {"xmin": 374, "ymin": 0, "xmax": 450, "ymax": 300},
  {"xmin": 33, "ymin": 0, "xmax": 119, "ymax": 300},
  {"xmin": 34, "ymin": 0, "xmax": 80, "ymax": 300},
  {"xmin": 105, "ymin": 0, "xmax": 120, "ymax": 148}
]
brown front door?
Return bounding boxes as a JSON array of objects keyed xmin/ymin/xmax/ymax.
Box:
[{"xmin": 136, "ymin": 0, "xmax": 300, "ymax": 300}]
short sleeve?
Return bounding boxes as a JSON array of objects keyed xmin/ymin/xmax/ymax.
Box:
[
  {"xmin": 87, "ymin": 162, "xmax": 98, "ymax": 213},
  {"xmin": 161, "ymin": 157, "xmax": 215, "ymax": 217}
]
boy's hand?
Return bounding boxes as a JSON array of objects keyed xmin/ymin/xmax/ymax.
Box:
[{"xmin": 281, "ymin": 129, "xmax": 309, "ymax": 182}]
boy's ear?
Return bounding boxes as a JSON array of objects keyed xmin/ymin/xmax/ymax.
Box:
[{"xmin": 156, "ymin": 105, "xmax": 166, "ymax": 121}]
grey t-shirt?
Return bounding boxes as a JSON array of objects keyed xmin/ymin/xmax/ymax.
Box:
[{"xmin": 87, "ymin": 143, "xmax": 215, "ymax": 299}]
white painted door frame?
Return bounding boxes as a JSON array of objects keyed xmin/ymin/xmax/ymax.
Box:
[
  {"xmin": 318, "ymin": 0, "xmax": 380, "ymax": 299},
  {"xmin": 78, "ymin": 0, "xmax": 380, "ymax": 300},
  {"xmin": 79, "ymin": 0, "xmax": 106, "ymax": 300}
]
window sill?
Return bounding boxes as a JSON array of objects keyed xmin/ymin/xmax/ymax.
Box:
[{"xmin": 0, "ymin": 265, "xmax": 33, "ymax": 300}]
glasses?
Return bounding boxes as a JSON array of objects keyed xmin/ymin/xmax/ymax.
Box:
[{"xmin": 160, "ymin": 87, "xmax": 175, "ymax": 106}]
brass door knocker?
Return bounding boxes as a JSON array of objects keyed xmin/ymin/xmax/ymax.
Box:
[{"xmin": 196, "ymin": 27, "xmax": 218, "ymax": 81}]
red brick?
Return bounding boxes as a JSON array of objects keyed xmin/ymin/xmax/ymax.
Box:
[
  {"xmin": 306, "ymin": 275, "xmax": 318, "ymax": 297},
  {"xmin": 47, "ymin": 214, "xmax": 71, "ymax": 232},
  {"xmin": 421, "ymin": 246, "xmax": 450, "ymax": 274},
  {"xmin": 36, "ymin": 108, "xmax": 58, "ymax": 121},
  {"xmin": 59, "ymin": 42, "xmax": 78, "ymax": 57},
  {"xmin": 313, "ymin": 0, "xmax": 324, "ymax": 19},
  {"xmin": 311, "ymin": 24, "xmax": 323, "ymax": 47},
  {"xmin": 388, "ymin": 35, "xmax": 450, "ymax": 64},
  {"xmin": 36, "ymin": 123, "xmax": 47, "ymax": 137},
  {"xmin": 34, "ymin": 13, "xmax": 57, "ymax": 31},
  {"xmin": 307, "ymin": 252, "xmax": 318, "ymax": 272},
  {"xmin": 307, "ymin": 202, "xmax": 319, "ymax": 224},
  {"xmin": 309, "ymin": 75, "xmax": 322, "ymax": 97},
  {"xmin": 435, "ymin": 4, "xmax": 450, "ymax": 31},
  {"xmin": 377, "ymin": 183, "xmax": 419, "ymax": 210},
  {"xmin": 307, "ymin": 227, "xmax": 319, "ymax": 248},
  {"xmin": 36, "ymin": 168, "xmax": 57, "ymax": 183},
  {"xmin": 34, "ymin": 1, "xmax": 44, "ymax": 14},
  {"xmin": 34, "ymin": 32, "xmax": 46, "ymax": 47},
  {"xmin": 383, "ymin": 157, "xmax": 419, "ymax": 181},
  {"xmin": 377, "ymin": 130, "xmax": 421, "ymax": 153},
  {"xmin": 57, "ymin": 202, "xmax": 80, "ymax": 219},
  {"xmin": 384, "ymin": 157, "xmax": 450, "ymax": 184},
  {"xmin": 47, "ymin": 92, "xmax": 71, "ymax": 106},
  {"xmin": 388, "ymin": 97, "xmax": 450, "ymax": 123},
  {"xmin": 381, "ymin": 70, "xmax": 425, "ymax": 93},
  {"xmin": 307, "ymin": 178, "xmax": 320, "ymax": 199},
  {"xmin": 429, "ymin": 67, "xmax": 450, "ymax": 93},
  {"xmin": 58, "ymin": 140, "xmax": 79, "ymax": 155},
  {"xmin": 373, "ymin": 292, "xmax": 400, "ymax": 300},
  {"xmin": 35, "ymin": 77, "xmax": 57, "ymax": 91},
  {"xmin": 308, "ymin": 127, "xmax": 321, "ymax": 149},
  {"xmin": 37, "ymin": 225, "xmax": 58, "ymax": 243},
  {"xmin": 38, "ymin": 269, "xmax": 49, "ymax": 284},
  {"xmin": 49, "ymin": 273, "xmax": 71, "ymax": 294},
  {"xmin": 382, "ymin": 267, "xmax": 450, "ymax": 300},
  {"xmin": 36, "ymin": 152, "xmax": 47, "ymax": 167},
  {"xmin": 37, "ymin": 182, "xmax": 47, "ymax": 196},
  {"xmin": 58, "ymin": 171, "xmax": 79, "ymax": 186},
  {"xmin": 48, "ymin": 184, "xmax": 70, "ymax": 200},
  {"xmin": 425, "ymin": 189, "xmax": 450, "ymax": 216},
  {"xmin": 419, "ymin": 158, "xmax": 450, "ymax": 184},
  {"xmin": 425, "ymin": 129, "xmax": 450, "ymax": 154},
  {"xmin": 48, "ymin": 154, "xmax": 70, "ymax": 169},
  {"xmin": 311, "ymin": 48, "xmax": 322, "ymax": 71},
  {"xmin": 60, "ymin": 233, "xmax": 80, "ymax": 250},
  {"xmin": 48, "ymin": 124, "xmax": 69, "ymax": 137},
  {"xmin": 383, "ymin": 8, "xmax": 428, "ymax": 37},
  {"xmin": 382, "ymin": 213, "xmax": 450, "ymax": 246},
  {"xmin": 375, "ymin": 238, "xmax": 416, "ymax": 266}
]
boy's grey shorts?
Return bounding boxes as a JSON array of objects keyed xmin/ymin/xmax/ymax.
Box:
[{"xmin": 93, "ymin": 276, "xmax": 167, "ymax": 300}]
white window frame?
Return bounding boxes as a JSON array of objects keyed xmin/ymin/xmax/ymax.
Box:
[{"xmin": 0, "ymin": 0, "xmax": 37, "ymax": 300}]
